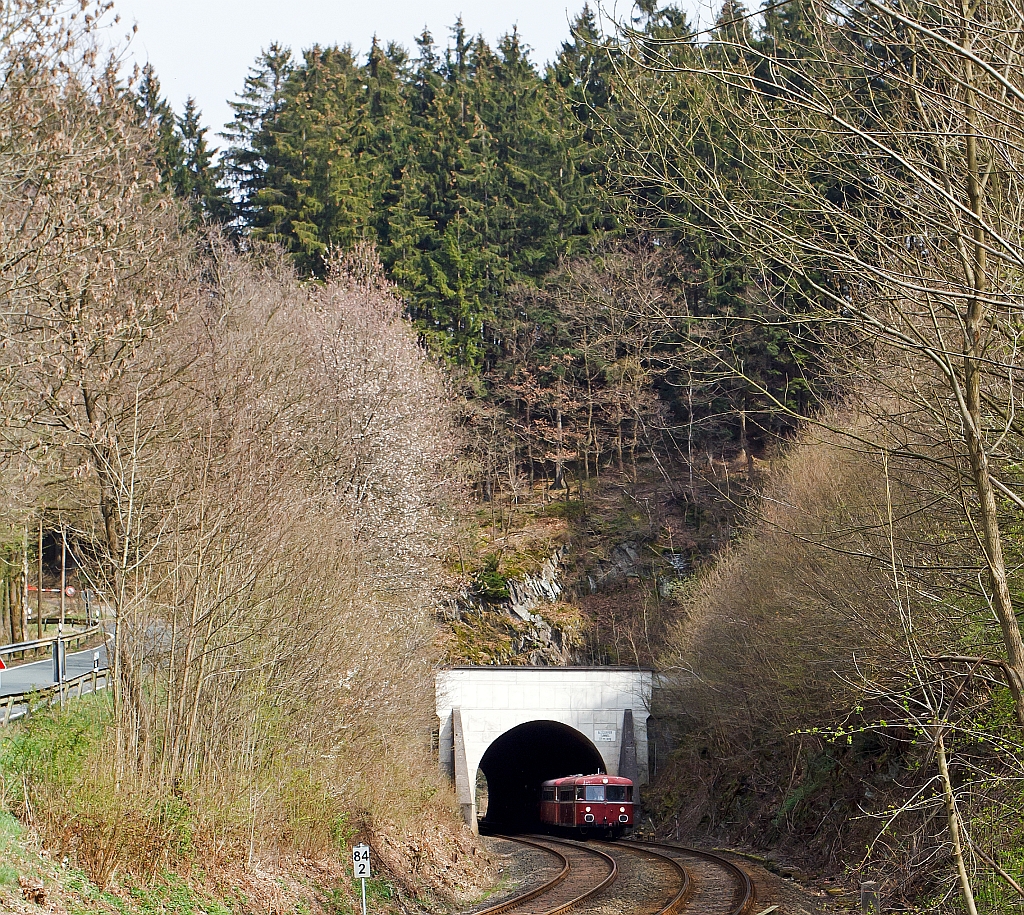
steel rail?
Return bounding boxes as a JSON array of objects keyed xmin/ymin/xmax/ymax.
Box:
[
  {"xmin": 619, "ymin": 839, "xmax": 755, "ymax": 915},
  {"xmin": 597, "ymin": 838, "xmax": 691, "ymax": 915},
  {"xmin": 472, "ymin": 836, "xmax": 570, "ymax": 915},
  {"xmin": 474, "ymin": 834, "xmax": 616, "ymax": 915}
]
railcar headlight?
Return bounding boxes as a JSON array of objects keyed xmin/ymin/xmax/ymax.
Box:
[
  {"xmin": 585, "ymin": 806, "xmax": 591, "ymax": 812},
  {"xmin": 620, "ymin": 807, "xmax": 625, "ymax": 812}
]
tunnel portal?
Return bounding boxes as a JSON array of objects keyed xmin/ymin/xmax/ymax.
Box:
[{"xmin": 479, "ymin": 720, "xmax": 605, "ymax": 831}]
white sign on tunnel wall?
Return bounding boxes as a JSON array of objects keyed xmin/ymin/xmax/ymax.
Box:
[{"xmin": 595, "ymin": 730, "xmax": 616, "ymax": 741}]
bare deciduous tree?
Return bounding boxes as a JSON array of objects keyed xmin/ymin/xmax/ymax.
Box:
[{"xmin": 612, "ymin": 0, "xmax": 1024, "ymax": 723}]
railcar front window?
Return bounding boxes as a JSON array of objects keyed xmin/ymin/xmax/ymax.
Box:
[
  {"xmin": 584, "ymin": 786, "xmax": 605, "ymax": 801},
  {"xmin": 606, "ymin": 786, "xmax": 627, "ymax": 802}
]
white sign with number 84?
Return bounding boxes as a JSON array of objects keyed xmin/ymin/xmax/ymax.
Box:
[{"xmin": 352, "ymin": 844, "xmax": 371, "ymax": 878}]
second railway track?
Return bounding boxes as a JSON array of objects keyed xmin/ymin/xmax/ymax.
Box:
[
  {"xmin": 474, "ymin": 834, "xmax": 750, "ymax": 915},
  {"xmin": 619, "ymin": 839, "xmax": 755, "ymax": 915},
  {"xmin": 472, "ymin": 834, "xmax": 757, "ymax": 915},
  {"xmin": 557, "ymin": 837, "xmax": 690, "ymax": 915}
]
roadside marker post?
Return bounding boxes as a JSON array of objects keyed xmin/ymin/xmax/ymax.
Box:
[
  {"xmin": 0, "ymin": 654, "xmax": 5, "ymax": 690},
  {"xmin": 352, "ymin": 844, "xmax": 371, "ymax": 915}
]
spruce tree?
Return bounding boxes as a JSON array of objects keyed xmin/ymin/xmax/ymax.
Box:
[
  {"xmin": 136, "ymin": 67, "xmax": 230, "ymax": 224},
  {"xmin": 222, "ymin": 44, "xmax": 294, "ymax": 229}
]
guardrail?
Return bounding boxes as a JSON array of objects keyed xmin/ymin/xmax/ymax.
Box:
[
  {"xmin": 1, "ymin": 668, "xmax": 109, "ymax": 725},
  {"xmin": 0, "ymin": 624, "xmax": 103, "ymax": 660},
  {"xmin": 39, "ymin": 616, "xmax": 94, "ymax": 628}
]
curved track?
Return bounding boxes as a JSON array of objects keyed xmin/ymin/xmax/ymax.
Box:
[
  {"xmin": 561, "ymin": 837, "xmax": 690, "ymax": 915},
  {"xmin": 472, "ymin": 834, "xmax": 757, "ymax": 915},
  {"xmin": 471, "ymin": 835, "xmax": 617, "ymax": 915},
  {"xmin": 618, "ymin": 839, "xmax": 755, "ymax": 915},
  {"xmin": 472, "ymin": 834, "xmax": 724, "ymax": 915}
]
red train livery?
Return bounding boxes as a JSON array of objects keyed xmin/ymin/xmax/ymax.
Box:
[{"xmin": 538, "ymin": 774, "xmax": 634, "ymax": 837}]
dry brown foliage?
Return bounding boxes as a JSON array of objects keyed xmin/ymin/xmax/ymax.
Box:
[
  {"xmin": 0, "ymin": 1, "xmax": 477, "ymax": 895},
  {"xmin": 660, "ymin": 402, "xmax": 959, "ymax": 747},
  {"xmin": 653, "ymin": 389, "xmax": 1024, "ymax": 902}
]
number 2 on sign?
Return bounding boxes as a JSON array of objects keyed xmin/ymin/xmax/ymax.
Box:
[{"xmin": 352, "ymin": 843, "xmax": 371, "ymax": 878}]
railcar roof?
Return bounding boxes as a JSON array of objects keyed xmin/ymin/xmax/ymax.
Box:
[{"xmin": 540, "ymin": 774, "xmax": 633, "ymax": 787}]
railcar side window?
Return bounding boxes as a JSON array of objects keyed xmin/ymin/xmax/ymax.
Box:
[
  {"xmin": 626, "ymin": 786, "xmax": 633, "ymax": 801},
  {"xmin": 576, "ymin": 786, "xmax": 586, "ymax": 800},
  {"xmin": 584, "ymin": 785, "xmax": 605, "ymax": 801},
  {"xmin": 542, "ymin": 787, "xmax": 556, "ymax": 802},
  {"xmin": 606, "ymin": 786, "xmax": 627, "ymax": 801},
  {"xmin": 558, "ymin": 787, "xmax": 576, "ymax": 802}
]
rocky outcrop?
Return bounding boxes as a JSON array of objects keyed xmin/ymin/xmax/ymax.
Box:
[
  {"xmin": 443, "ymin": 548, "xmax": 580, "ymax": 666},
  {"xmin": 586, "ymin": 540, "xmax": 643, "ymax": 592},
  {"xmin": 505, "ymin": 550, "xmax": 565, "ymax": 621}
]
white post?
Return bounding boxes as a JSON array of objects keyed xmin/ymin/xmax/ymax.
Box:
[{"xmin": 361, "ymin": 877, "xmax": 367, "ymax": 915}]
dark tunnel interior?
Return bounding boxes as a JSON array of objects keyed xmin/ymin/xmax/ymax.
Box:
[{"xmin": 478, "ymin": 720, "xmax": 605, "ymax": 831}]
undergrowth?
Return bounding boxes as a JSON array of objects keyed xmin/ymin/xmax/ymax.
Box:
[{"xmin": 0, "ymin": 697, "xmax": 493, "ymax": 913}]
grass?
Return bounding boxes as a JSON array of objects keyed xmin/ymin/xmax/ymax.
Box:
[
  {"xmin": 124, "ymin": 873, "xmax": 232, "ymax": 915},
  {"xmin": 0, "ymin": 698, "xmax": 490, "ymax": 915},
  {"xmin": 0, "ymin": 689, "xmax": 109, "ymax": 806},
  {"xmin": 0, "ymin": 812, "xmax": 24, "ymax": 886}
]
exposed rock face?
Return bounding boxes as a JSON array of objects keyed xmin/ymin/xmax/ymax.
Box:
[
  {"xmin": 444, "ymin": 548, "xmax": 579, "ymax": 666},
  {"xmin": 506, "ymin": 550, "xmax": 564, "ymax": 621},
  {"xmin": 587, "ymin": 540, "xmax": 643, "ymax": 592}
]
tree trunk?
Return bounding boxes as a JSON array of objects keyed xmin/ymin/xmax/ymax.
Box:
[
  {"xmin": 12, "ymin": 564, "xmax": 23, "ymax": 644},
  {"xmin": 1, "ymin": 572, "xmax": 10, "ymax": 645},
  {"xmin": 962, "ymin": 78, "xmax": 1024, "ymax": 723},
  {"xmin": 935, "ymin": 728, "xmax": 979, "ymax": 915},
  {"xmin": 36, "ymin": 520, "xmax": 43, "ymax": 641},
  {"xmin": 552, "ymin": 406, "xmax": 565, "ymax": 490}
]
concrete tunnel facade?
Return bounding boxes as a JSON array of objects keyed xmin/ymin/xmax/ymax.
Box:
[{"xmin": 436, "ymin": 667, "xmax": 654, "ymax": 832}]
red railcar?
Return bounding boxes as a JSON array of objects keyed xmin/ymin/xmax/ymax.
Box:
[{"xmin": 538, "ymin": 774, "xmax": 634, "ymax": 838}]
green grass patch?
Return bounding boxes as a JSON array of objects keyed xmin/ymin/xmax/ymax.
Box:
[
  {"xmin": 0, "ymin": 692, "xmax": 110, "ymax": 805},
  {"xmin": 125, "ymin": 872, "xmax": 232, "ymax": 915},
  {"xmin": 0, "ymin": 809, "xmax": 26, "ymax": 887},
  {"xmin": 539, "ymin": 499, "xmax": 587, "ymax": 522}
]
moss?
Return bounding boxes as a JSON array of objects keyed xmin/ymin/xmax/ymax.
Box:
[
  {"xmin": 472, "ymin": 554, "xmax": 510, "ymax": 601},
  {"xmin": 539, "ymin": 500, "xmax": 587, "ymax": 522}
]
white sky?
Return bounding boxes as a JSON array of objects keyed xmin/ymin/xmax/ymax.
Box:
[
  {"xmin": 112, "ymin": 1, "xmax": 587, "ymax": 143},
  {"xmin": 110, "ymin": 1, "xmax": 714, "ymax": 144}
]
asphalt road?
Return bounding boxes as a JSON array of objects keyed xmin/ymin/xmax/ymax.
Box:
[{"xmin": 0, "ymin": 643, "xmax": 108, "ymax": 698}]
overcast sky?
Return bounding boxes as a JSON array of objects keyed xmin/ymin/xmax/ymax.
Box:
[{"xmin": 111, "ymin": 1, "xmax": 715, "ymax": 143}]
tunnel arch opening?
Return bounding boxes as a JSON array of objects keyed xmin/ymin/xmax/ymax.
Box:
[{"xmin": 478, "ymin": 720, "xmax": 605, "ymax": 831}]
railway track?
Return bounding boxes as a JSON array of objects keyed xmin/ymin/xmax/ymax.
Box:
[
  {"xmin": 471, "ymin": 835, "xmax": 616, "ymax": 915},
  {"xmin": 619, "ymin": 839, "xmax": 755, "ymax": 915},
  {"xmin": 474, "ymin": 834, "xmax": 754, "ymax": 915}
]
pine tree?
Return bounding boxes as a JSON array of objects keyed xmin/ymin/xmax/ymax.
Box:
[
  {"xmin": 223, "ymin": 19, "xmax": 617, "ymax": 366},
  {"xmin": 137, "ymin": 65, "xmax": 183, "ymax": 181},
  {"xmin": 172, "ymin": 99, "xmax": 232, "ymax": 223}
]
